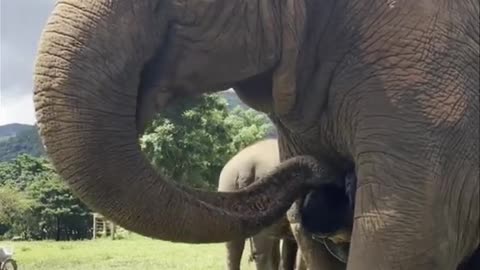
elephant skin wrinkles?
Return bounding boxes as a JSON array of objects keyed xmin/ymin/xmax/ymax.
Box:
[{"xmin": 33, "ymin": 0, "xmax": 479, "ymax": 269}]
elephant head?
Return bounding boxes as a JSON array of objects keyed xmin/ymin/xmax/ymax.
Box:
[{"xmin": 33, "ymin": 0, "xmax": 322, "ymax": 243}]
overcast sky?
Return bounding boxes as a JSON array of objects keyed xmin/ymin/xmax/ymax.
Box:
[
  {"xmin": 0, "ymin": 0, "xmax": 56, "ymax": 125},
  {"xmin": 0, "ymin": 1, "xmax": 235, "ymax": 126}
]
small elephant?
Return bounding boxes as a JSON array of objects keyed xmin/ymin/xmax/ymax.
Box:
[
  {"xmin": 218, "ymin": 139, "xmax": 298, "ymax": 270},
  {"xmin": 300, "ymin": 171, "xmax": 357, "ymax": 266},
  {"xmin": 301, "ymin": 171, "xmax": 356, "ymax": 242}
]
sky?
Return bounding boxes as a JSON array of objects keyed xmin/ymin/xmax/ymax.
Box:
[
  {"xmin": 0, "ymin": 0, "xmax": 56, "ymax": 125},
  {"xmin": 0, "ymin": 1, "xmax": 235, "ymax": 126}
]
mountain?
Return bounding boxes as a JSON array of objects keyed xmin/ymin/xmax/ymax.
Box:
[
  {"xmin": 0, "ymin": 124, "xmax": 45, "ymax": 162},
  {"xmin": 219, "ymin": 90, "xmax": 248, "ymax": 111},
  {"xmin": 0, "ymin": 92, "xmax": 259, "ymax": 161},
  {"xmin": 0, "ymin": 123, "xmax": 33, "ymax": 141}
]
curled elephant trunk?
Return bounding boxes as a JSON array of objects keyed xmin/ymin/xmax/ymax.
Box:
[{"xmin": 33, "ymin": 0, "xmax": 335, "ymax": 243}]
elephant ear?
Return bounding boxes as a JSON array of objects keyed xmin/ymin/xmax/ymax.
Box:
[{"xmin": 272, "ymin": 0, "xmax": 306, "ymax": 116}]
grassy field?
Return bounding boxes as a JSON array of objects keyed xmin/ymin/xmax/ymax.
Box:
[{"xmin": 0, "ymin": 235, "xmax": 256, "ymax": 270}]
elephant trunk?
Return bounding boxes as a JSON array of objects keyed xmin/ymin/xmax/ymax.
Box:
[{"xmin": 33, "ymin": 0, "xmax": 335, "ymax": 243}]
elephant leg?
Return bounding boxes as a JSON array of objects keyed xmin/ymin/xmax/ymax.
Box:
[
  {"xmin": 271, "ymin": 239, "xmax": 281, "ymax": 270},
  {"xmin": 348, "ymin": 185, "xmax": 452, "ymax": 270},
  {"xmin": 295, "ymin": 248, "xmax": 307, "ymax": 270},
  {"xmin": 287, "ymin": 201, "xmax": 346, "ymax": 270},
  {"xmin": 250, "ymin": 232, "xmax": 277, "ymax": 270},
  {"xmin": 225, "ymin": 238, "xmax": 245, "ymax": 270},
  {"xmin": 457, "ymin": 246, "xmax": 480, "ymax": 270},
  {"xmin": 279, "ymin": 238, "xmax": 298, "ymax": 270},
  {"xmin": 289, "ymin": 222, "xmax": 346, "ymax": 270},
  {"xmin": 347, "ymin": 152, "xmax": 479, "ymax": 270}
]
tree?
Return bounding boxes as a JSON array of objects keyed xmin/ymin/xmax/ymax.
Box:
[
  {"xmin": 0, "ymin": 155, "xmax": 92, "ymax": 240},
  {"xmin": 140, "ymin": 94, "xmax": 274, "ymax": 189},
  {"xmin": 0, "ymin": 186, "xmax": 33, "ymax": 237},
  {"xmin": 225, "ymin": 106, "xmax": 276, "ymax": 150},
  {"xmin": 0, "ymin": 93, "xmax": 275, "ymax": 239},
  {"xmin": 0, "ymin": 154, "xmax": 51, "ymax": 190},
  {"xmin": 27, "ymin": 175, "xmax": 92, "ymax": 240}
]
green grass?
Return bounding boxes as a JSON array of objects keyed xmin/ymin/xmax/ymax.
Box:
[{"xmin": 0, "ymin": 235, "xmax": 256, "ymax": 270}]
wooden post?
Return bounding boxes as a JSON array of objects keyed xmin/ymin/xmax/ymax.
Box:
[
  {"xmin": 92, "ymin": 213, "xmax": 119, "ymax": 240},
  {"xmin": 102, "ymin": 218, "xmax": 107, "ymax": 237},
  {"xmin": 110, "ymin": 222, "xmax": 116, "ymax": 240},
  {"xmin": 92, "ymin": 213, "xmax": 97, "ymax": 239}
]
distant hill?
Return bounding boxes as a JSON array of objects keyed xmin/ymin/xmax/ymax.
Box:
[
  {"xmin": 219, "ymin": 90, "xmax": 248, "ymax": 111},
  {"xmin": 0, "ymin": 92, "xmax": 266, "ymax": 161},
  {"xmin": 0, "ymin": 123, "xmax": 33, "ymax": 141},
  {"xmin": 0, "ymin": 124, "xmax": 45, "ymax": 162}
]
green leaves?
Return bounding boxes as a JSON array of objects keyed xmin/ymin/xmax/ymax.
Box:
[
  {"xmin": 0, "ymin": 186, "xmax": 32, "ymax": 225},
  {"xmin": 0, "ymin": 93, "xmax": 275, "ymax": 239},
  {"xmin": 140, "ymin": 94, "xmax": 274, "ymax": 190},
  {"xmin": 0, "ymin": 154, "xmax": 52, "ymax": 190},
  {"xmin": 0, "ymin": 155, "xmax": 91, "ymax": 240},
  {"xmin": 224, "ymin": 106, "xmax": 275, "ymax": 150}
]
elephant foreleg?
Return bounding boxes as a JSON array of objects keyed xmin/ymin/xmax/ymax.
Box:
[
  {"xmin": 250, "ymin": 233, "xmax": 278, "ymax": 270},
  {"xmin": 457, "ymin": 246, "xmax": 480, "ymax": 270},
  {"xmin": 280, "ymin": 239, "xmax": 298, "ymax": 270},
  {"xmin": 348, "ymin": 151, "xmax": 479, "ymax": 270},
  {"xmin": 272, "ymin": 239, "xmax": 281, "ymax": 270},
  {"xmin": 295, "ymin": 248, "xmax": 307, "ymax": 270},
  {"xmin": 289, "ymin": 222, "xmax": 346, "ymax": 270},
  {"xmin": 225, "ymin": 239, "xmax": 245, "ymax": 270}
]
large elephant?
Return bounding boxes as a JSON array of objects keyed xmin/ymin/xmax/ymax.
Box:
[
  {"xmin": 218, "ymin": 138, "xmax": 297, "ymax": 270},
  {"xmin": 33, "ymin": 1, "xmax": 479, "ymax": 270}
]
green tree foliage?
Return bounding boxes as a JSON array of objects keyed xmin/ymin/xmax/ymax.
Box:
[
  {"xmin": 0, "ymin": 93, "xmax": 275, "ymax": 240},
  {"xmin": 0, "ymin": 155, "xmax": 91, "ymax": 240},
  {"xmin": 0, "ymin": 186, "xmax": 33, "ymax": 236},
  {"xmin": 0, "ymin": 154, "xmax": 51, "ymax": 189},
  {"xmin": 225, "ymin": 106, "xmax": 276, "ymax": 150},
  {"xmin": 140, "ymin": 94, "xmax": 274, "ymax": 189},
  {"xmin": 27, "ymin": 175, "xmax": 92, "ymax": 240}
]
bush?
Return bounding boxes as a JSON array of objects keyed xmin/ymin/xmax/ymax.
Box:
[{"xmin": 0, "ymin": 156, "xmax": 91, "ymax": 240}]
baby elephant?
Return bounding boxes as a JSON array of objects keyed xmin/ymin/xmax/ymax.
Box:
[
  {"xmin": 300, "ymin": 171, "xmax": 357, "ymax": 265},
  {"xmin": 218, "ymin": 139, "xmax": 297, "ymax": 270}
]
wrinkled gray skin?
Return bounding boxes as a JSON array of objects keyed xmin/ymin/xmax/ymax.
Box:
[
  {"xmin": 218, "ymin": 139, "xmax": 299, "ymax": 270},
  {"xmin": 33, "ymin": 1, "xmax": 479, "ymax": 269}
]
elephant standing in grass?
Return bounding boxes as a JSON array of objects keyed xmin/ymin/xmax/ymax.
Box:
[
  {"xmin": 218, "ymin": 139, "xmax": 299, "ymax": 270},
  {"xmin": 34, "ymin": 0, "xmax": 479, "ymax": 269},
  {"xmin": 219, "ymin": 139, "xmax": 352, "ymax": 270}
]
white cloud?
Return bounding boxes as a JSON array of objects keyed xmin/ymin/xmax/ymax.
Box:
[
  {"xmin": 0, "ymin": 0, "xmax": 233, "ymax": 126},
  {"xmin": 0, "ymin": 87, "xmax": 35, "ymax": 125},
  {"xmin": 0, "ymin": 88, "xmax": 237, "ymax": 126},
  {"xmin": 0, "ymin": 0, "xmax": 55, "ymax": 125}
]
